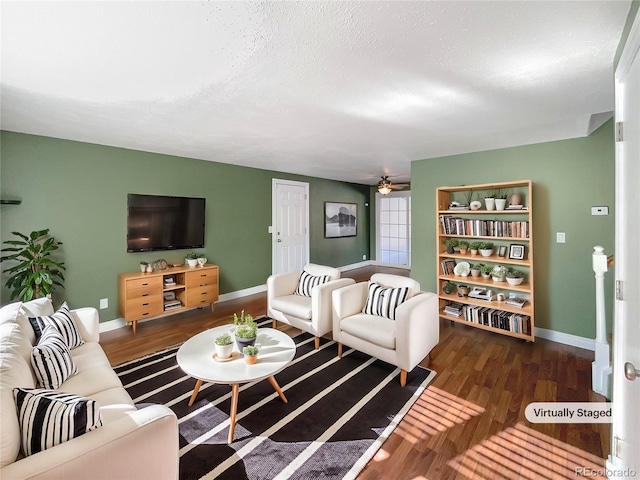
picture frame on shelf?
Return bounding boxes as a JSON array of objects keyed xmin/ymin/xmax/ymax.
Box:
[
  {"xmin": 324, "ymin": 202, "xmax": 357, "ymax": 238},
  {"xmin": 509, "ymin": 244, "xmax": 526, "ymax": 260},
  {"xmin": 498, "ymin": 246, "xmax": 507, "ymax": 257}
]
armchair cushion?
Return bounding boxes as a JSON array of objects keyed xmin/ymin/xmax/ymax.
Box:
[
  {"xmin": 14, "ymin": 388, "xmax": 102, "ymax": 457},
  {"xmin": 362, "ymin": 282, "xmax": 410, "ymax": 320},
  {"xmin": 270, "ymin": 295, "xmax": 312, "ymax": 320},
  {"xmin": 31, "ymin": 327, "xmax": 77, "ymax": 389},
  {"xmin": 295, "ymin": 270, "xmax": 330, "ymax": 297},
  {"xmin": 339, "ymin": 313, "xmax": 397, "ymax": 349},
  {"xmin": 28, "ymin": 303, "xmax": 84, "ymax": 348}
]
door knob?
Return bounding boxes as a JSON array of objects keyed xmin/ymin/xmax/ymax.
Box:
[
  {"xmin": 277, "ymin": 239, "xmax": 282, "ymax": 242},
  {"xmin": 624, "ymin": 362, "xmax": 640, "ymax": 381}
]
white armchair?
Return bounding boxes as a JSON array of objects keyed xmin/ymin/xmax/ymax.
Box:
[
  {"xmin": 267, "ymin": 264, "xmax": 355, "ymax": 349},
  {"xmin": 332, "ymin": 273, "xmax": 439, "ymax": 386}
]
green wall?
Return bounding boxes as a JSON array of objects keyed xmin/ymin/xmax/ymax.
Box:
[
  {"xmin": 411, "ymin": 120, "xmax": 615, "ymax": 338},
  {"xmin": 0, "ymin": 132, "xmax": 370, "ymax": 321}
]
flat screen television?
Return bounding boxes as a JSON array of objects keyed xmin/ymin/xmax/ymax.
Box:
[{"xmin": 127, "ymin": 194, "xmax": 206, "ymax": 253}]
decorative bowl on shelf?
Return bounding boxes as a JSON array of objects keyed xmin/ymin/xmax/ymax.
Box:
[
  {"xmin": 506, "ymin": 276, "xmax": 524, "ymax": 286},
  {"xmin": 453, "ymin": 262, "xmax": 470, "ymax": 277}
]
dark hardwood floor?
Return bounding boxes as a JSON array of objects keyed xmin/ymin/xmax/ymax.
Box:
[{"xmin": 100, "ymin": 265, "xmax": 609, "ymax": 479}]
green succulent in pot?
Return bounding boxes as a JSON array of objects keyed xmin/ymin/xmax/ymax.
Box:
[{"xmin": 0, "ymin": 229, "xmax": 66, "ymax": 301}]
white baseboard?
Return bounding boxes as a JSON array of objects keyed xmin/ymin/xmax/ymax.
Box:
[
  {"xmin": 218, "ymin": 284, "xmax": 267, "ymax": 302},
  {"xmin": 99, "ymin": 317, "xmax": 127, "ymax": 333},
  {"xmin": 534, "ymin": 327, "xmax": 595, "ymax": 351}
]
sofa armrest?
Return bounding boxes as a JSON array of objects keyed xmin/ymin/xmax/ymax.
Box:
[
  {"xmin": 267, "ymin": 270, "xmax": 301, "ymax": 303},
  {"xmin": 0, "ymin": 405, "xmax": 179, "ymax": 480},
  {"xmin": 70, "ymin": 307, "xmax": 100, "ymax": 343},
  {"xmin": 395, "ymin": 292, "xmax": 440, "ymax": 371},
  {"xmin": 310, "ymin": 278, "xmax": 356, "ymax": 335},
  {"xmin": 332, "ymin": 282, "xmax": 369, "ymax": 339}
]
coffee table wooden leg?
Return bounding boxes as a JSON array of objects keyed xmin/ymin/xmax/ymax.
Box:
[
  {"xmin": 228, "ymin": 383, "xmax": 240, "ymax": 444},
  {"xmin": 188, "ymin": 379, "xmax": 203, "ymax": 407},
  {"xmin": 267, "ymin": 375, "xmax": 288, "ymax": 403}
]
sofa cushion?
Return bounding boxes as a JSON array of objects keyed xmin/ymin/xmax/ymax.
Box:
[
  {"xmin": 270, "ymin": 294, "xmax": 313, "ymax": 320},
  {"xmin": 31, "ymin": 326, "xmax": 78, "ymax": 389},
  {"xmin": 0, "ymin": 301, "xmax": 22, "ymax": 325},
  {"xmin": 295, "ymin": 270, "xmax": 330, "ymax": 297},
  {"xmin": 362, "ymin": 282, "xmax": 410, "ymax": 320},
  {"xmin": 29, "ymin": 302, "xmax": 84, "ymax": 348},
  {"xmin": 340, "ymin": 313, "xmax": 397, "ymax": 349},
  {"xmin": 14, "ymin": 388, "xmax": 102, "ymax": 457},
  {"xmin": 0, "ymin": 345, "xmax": 36, "ymax": 468},
  {"xmin": 59, "ymin": 365, "xmax": 125, "ymax": 398},
  {"xmin": 17, "ymin": 297, "xmax": 55, "ymax": 346}
]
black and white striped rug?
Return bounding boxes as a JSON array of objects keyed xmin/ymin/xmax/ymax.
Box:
[{"xmin": 115, "ymin": 323, "xmax": 435, "ymax": 480}]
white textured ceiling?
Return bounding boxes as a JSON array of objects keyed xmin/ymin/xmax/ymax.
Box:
[{"xmin": 0, "ymin": 1, "xmax": 631, "ymax": 186}]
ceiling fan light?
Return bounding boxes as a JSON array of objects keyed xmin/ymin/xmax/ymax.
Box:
[{"xmin": 378, "ymin": 184, "xmax": 392, "ymax": 195}]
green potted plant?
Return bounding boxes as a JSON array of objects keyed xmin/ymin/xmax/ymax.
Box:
[
  {"xmin": 506, "ymin": 269, "xmax": 525, "ymax": 286},
  {"xmin": 458, "ymin": 240, "xmax": 469, "ymax": 255},
  {"xmin": 185, "ymin": 252, "xmax": 198, "ymax": 267},
  {"xmin": 442, "ymin": 281, "xmax": 456, "ymax": 295},
  {"xmin": 491, "ymin": 264, "xmax": 508, "ymax": 282},
  {"xmin": 478, "ymin": 242, "xmax": 495, "ymax": 257},
  {"xmin": 214, "ymin": 333, "xmax": 234, "ymax": 359},
  {"xmin": 242, "ymin": 345, "xmax": 259, "ymax": 365},
  {"xmin": 480, "ymin": 264, "xmax": 494, "ymax": 279},
  {"xmin": 484, "ymin": 190, "xmax": 496, "ymax": 211},
  {"xmin": 233, "ymin": 311, "xmax": 257, "ymax": 350},
  {"xmin": 443, "ymin": 238, "xmax": 458, "ymax": 254},
  {"xmin": 469, "ymin": 241, "xmax": 482, "ymax": 256},
  {"xmin": 495, "ymin": 189, "xmax": 510, "ymax": 210},
  {"xmin": 0, "ymin": 229, "xmax": 66, "ymax": 301},
  {"xmin": 470, "ymin": 263, "xmax": 482, "ymax": 277}
]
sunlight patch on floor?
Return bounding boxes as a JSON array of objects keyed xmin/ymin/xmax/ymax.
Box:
[
  {"xmin": 448, "ymin": 422, "xmax": 607, "ymax": 479},
  {"xmin": 393, "ymin": 385, "xmax": 486, "ymax": 444}
]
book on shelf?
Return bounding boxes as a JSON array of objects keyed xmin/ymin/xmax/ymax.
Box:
[
  {"xmin": 506, "ymin": 205, "xmax": 526, "ymax": 210},
  {"xmin": 441, "ymin": 259, "xmax": 456, "ymax": 275},
  {"xmin": 163, "ymin": 300, "xmax": 182, "ymax": 310},
  {"xmin": 505, "ymin": 297, "xmax": 527, "ymax": 308}
]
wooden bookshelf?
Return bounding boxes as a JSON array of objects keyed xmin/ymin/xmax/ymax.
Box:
[{"xmin": 436, "ymin": 180, "xmax": 535, "ymax": 341}]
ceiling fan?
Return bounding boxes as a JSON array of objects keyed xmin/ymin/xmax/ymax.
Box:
[{"xmin": 377, "ymin": 176, "xmax": 410, "ymax": 195}]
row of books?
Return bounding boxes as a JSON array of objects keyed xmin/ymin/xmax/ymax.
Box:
[
  {"xmin": 444, "ymin": 302, "xmax": 464, "ymax": 317},
  {"xmin": 447, "ymin": 302, "xmax": 531, "ymax": 335},
  {"xmin": 440, "ymin": 215, "xmax": 529, "ymax": 238}
]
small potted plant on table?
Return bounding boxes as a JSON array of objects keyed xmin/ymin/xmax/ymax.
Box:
[
  {"xmin": 444, "ymin": 238, "xmax": 458, "ymax": 254},
  {"xmin": 243, "ymin": 346, "xmax": 259, "ymax": 365},
  {"xmin": 506, "ymin": 269, "xmax": 525, "ymax": 286},
  {"xmin": 458, "ymin": 241, "xmax": 469, "ymax": 255},
  {"xmin": 233, "ymin": 310, "xmax": 257, "ymax": 350},
  {"xmin": 479, "ymin": 242, "xmax": 495, "ymax": 257},
  {"xmin": 480, "ymin": 264, "xmax": 494, "ymax": 279},
  {"xmin": 491, "ymin": 265, "xmax": 508, "ymax": 282},
  {"xmin": 214, "ymin": 333, "xmax": 234, "ymax": 359},
  {"xmin": 469, "ymin": 241, "xmax": 481, "ymax": 256}
]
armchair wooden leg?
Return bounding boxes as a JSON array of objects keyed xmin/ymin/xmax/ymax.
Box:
[
  {"xmin": 337, "ymin": 343, "xmax": 343, "ymax": 358},
  {"xmin": 400, "ymin": 369, "xmax": 407, "ymax": 387},
  {"xmin": 272, "ymin": 319, "xmax": 277, "ymax": 329},
  {"xmin": 314, "ymin": 336, "xmax": 320, "ymax": 350}
]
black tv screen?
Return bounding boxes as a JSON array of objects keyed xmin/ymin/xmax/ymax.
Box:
[{"xmin": 127, "ymin": 194, "xmax": 205, "ymax": 253}]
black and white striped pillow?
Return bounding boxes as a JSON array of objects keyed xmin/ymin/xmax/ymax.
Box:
[
  {"xmin": 362, "ymin": 282, "xmax": 410, "ymax": 320},
  {"xmin": 14, "ymin": 387, "xmax": 102, "ymax": 457},
  {"xmin": 29, "ymin": 302, "xmax": 84, "ymax": 348},
  {"xmin": 31, "ymin": 326, "xmax": 78, "ymax": 389},
  {"xmin": 295, "ymin": 270, "xmax": 330, "ymax": 297}
]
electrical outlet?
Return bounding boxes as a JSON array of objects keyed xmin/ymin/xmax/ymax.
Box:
[
  {"xmin": 591, "ymin": 206, "xmax": 609, "ymax": 216},
  {"xmin": 362, "ymin": 255, "xmax": 367, "ymax": 260},
  {"xmin": 556, "ymin": 232, "xmax": 566, "ymax": 244},
  {"xmin": 99, "ymin": 298, "xmax": 108, "ymax": 309}
]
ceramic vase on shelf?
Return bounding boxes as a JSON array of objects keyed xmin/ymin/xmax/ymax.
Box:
[
  {"xmin": 495, "ymin": 199, "xmax": 507, "ymax": 210},
  {"xmin": 197, "ymin": 257, "xmax": 207, "ymax": 267},
  {"xmin": 484, "ymin": 197, "xmax": 495, "ymax": 211},
  {"xmin": 509, "ymin": 194, "xmax": 522, "ymax": 207}
]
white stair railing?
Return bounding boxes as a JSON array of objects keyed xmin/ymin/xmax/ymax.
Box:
[{"xmin": 592, "ymin": 245, "xmax": 612, "ymax": 398}]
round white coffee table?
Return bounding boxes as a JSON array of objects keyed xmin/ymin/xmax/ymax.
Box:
[{"xmin": 176, "ymin": 325, "xmax": 296, "ymax": 443}]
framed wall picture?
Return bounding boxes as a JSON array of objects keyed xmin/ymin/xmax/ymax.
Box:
[
  {"xmin": 498, "ymin": 246, "xmax": 507, "ymax": 257},
  {"xmin": 324, "ymin": 202, "xmax": 357, "ymax": 238},
  {"xmin": 508, "ymin": 244, "xmax": 526, "ymax": 260}
]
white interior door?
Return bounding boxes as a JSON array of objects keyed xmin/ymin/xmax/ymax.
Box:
[
  {"xmin": 272, "ymin": 179, "xmax": 309, "ymax": 274},
  {"xmin": 608, "ymin": 14, "xmax": 640, "ymax": 477}
]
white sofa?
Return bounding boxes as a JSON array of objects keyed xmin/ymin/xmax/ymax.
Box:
[
  {"xmin": 267, "ymin": 264, "xmax": 355, "ymax": 349},
  {"xmin": 332, "ymin": 273, "xmax": 439, "ymax": 386},
  {"xmin": 0, "ymin": 298, "xmax": 179, "ymax": 479}
]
